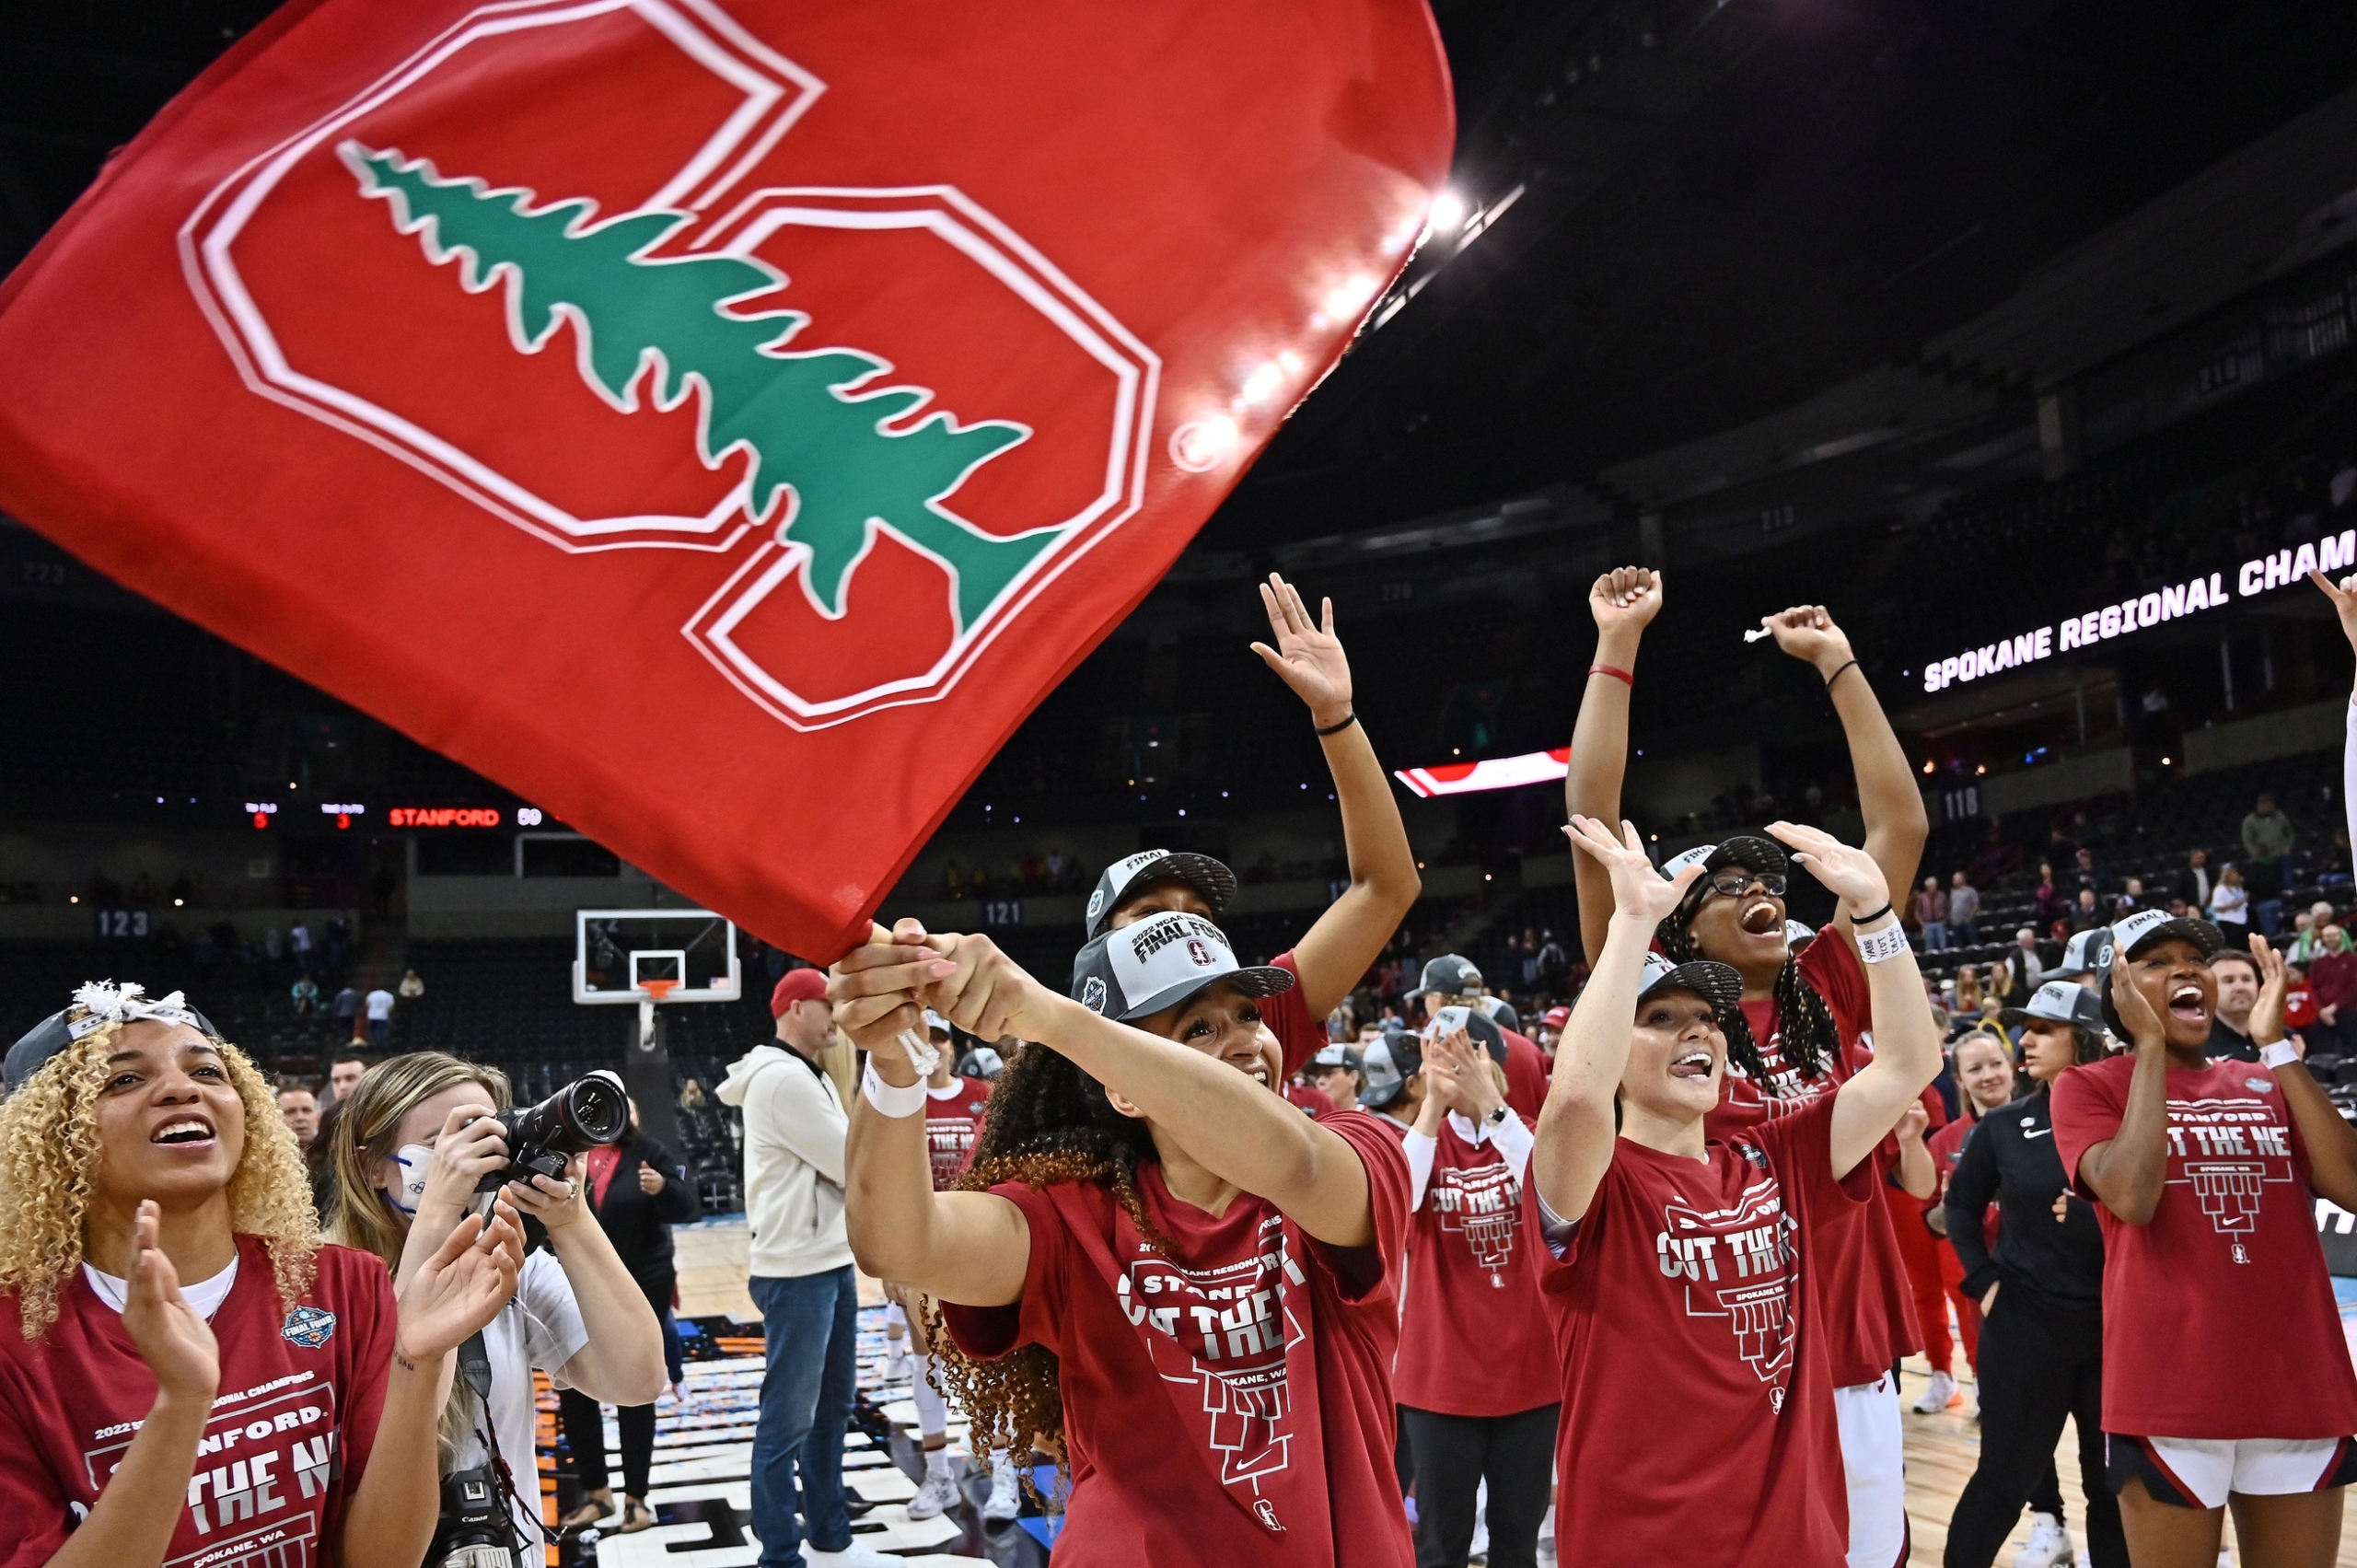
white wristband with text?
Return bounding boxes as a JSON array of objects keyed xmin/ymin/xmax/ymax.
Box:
[
  {"xmin": 862, "ymin": 1060, "xmax": 930, "ymax": 1119},
  {"xmin": 2261, "ymin": 1042, "xmax": 2302, "ymax": 1070},
  {"xmin": 1855, "ymin": 919, "xmax": 1911, "ymax": 965}
]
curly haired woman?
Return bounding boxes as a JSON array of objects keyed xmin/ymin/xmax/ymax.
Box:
[
  {"xmin": 0, "ymin": 981, "xmax": 517, "ymax": 1568},
  {"xmin": 830, "ymin": 912, "xmax": 1413, "ymax": 1568}
]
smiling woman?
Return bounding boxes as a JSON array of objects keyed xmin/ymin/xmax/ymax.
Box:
[
  {"xmin": 830, "ymin": 912, "xmax": 1414, "ymax": 1568},
  {"xmin": 0, "ymin": 981, "xmax": 518, "ymax": 1568}
]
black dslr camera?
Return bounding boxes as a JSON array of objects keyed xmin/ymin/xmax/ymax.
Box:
[
  {"xmin": 429, "ymin": 1467, "xmax": 517, "ymax": 1568},
  {"xmin": 471, "ymin": 1070, "xmax": 630, "ymax": 1191}
]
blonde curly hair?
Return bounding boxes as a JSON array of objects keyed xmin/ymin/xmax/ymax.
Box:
[{"xmin": 0, "ymin": 1017, "xmax": 319, "ymax": 1341}]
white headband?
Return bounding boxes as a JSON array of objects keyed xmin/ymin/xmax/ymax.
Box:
[{"xmin": 65, "ymin": 981, "xmax": 206, "ymax": 1040}]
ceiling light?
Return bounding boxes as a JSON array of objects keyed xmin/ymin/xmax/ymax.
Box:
[{"xmin": 1427, "ymin": 190, "xmax": 1468, "ymax": 235}]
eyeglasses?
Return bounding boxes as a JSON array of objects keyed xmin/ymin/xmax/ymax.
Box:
[{"xmin": 1705, "ymin": 869, "xmax": 1785, "ymax": 900}]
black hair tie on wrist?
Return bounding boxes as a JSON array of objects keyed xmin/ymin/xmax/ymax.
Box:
[
  {"xmin": 1852, "ymin": 901, "xmax": 1895, "ymax": 927},
  {"xmin": 1315, "ymin": 710, "xmax": 1360, "ymax": 737},
  {"xmin": 1824, "ymin": 658, "xmax": 1860, "ymax": 690}
]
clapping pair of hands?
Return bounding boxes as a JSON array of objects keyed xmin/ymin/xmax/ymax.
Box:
[
  {"xmin": 1562, "ymin": 813, "xmax": 1892, "ymax": 935},
  {"xmin": 1421, "ymin": 1026, "xmax": 1504, "ymax": 1123}
]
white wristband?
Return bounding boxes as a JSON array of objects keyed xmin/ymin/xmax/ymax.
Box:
[
  {"xmin": 1855, "ymin": 920, "xmax": 1911, "ymax": 965},
  {"xmin": 862, "ymin": 1060, "xmax": 929, "ymax": 1119},
  {"xmin": 2261, "ymin": 1042, "xmax": 2301, "ymax": 1070}
]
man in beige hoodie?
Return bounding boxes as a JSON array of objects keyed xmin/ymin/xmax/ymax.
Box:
[{"xmin": 720, "ymin": 968, "xmax": 893, "ymax": 1568}]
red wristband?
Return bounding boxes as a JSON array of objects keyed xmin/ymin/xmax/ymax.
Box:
[{"xmin": 1588, "ymin": 663, "xmax": 1634, "ymax": 686}]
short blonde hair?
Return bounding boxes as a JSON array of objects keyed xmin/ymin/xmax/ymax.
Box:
[{"xmin": 0, "ymin": 1020, "xmax": 318, "ymax": 1340}]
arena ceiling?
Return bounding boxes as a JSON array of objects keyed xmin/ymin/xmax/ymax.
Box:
[{"xmin": 5, "ymin": 0, "xmax": 2353, "ymax": 551}]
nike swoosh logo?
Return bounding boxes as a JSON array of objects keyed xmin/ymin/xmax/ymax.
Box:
[{"xmin": 2023, "ymin": 1128, "xmax": 2053, "ymax": 1139}]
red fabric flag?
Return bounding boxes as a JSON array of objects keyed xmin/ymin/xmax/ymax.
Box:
[{"xmin": 0, "ymin": 0, "xmax": 1450, "ymax": 959}]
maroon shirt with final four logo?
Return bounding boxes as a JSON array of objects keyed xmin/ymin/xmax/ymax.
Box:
[
  {"xmin": 0, "ymin": 1236, "xmax": 397, "ymax": 1568},
  {"xmin": 923, "ymin": 1075, "xmax": 993, "ymax": 1191},
  {"xmin": 2050, "ymin": 1053, "xmax": 2357, "ymax": 1439},
  {"xmin": 943, "ymin": 1110, "xmax": 1413, "ymax": 1567},
  {"xmin": 1705, "ymin": 923, "xmax": 1921, "ymax": 1388}
]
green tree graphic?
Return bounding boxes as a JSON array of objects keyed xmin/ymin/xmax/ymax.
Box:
[{"xmin": 344, "ymin": 142, "xmax": 1056, "ymax": 631}]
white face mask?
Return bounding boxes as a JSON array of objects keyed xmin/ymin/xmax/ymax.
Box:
[{"xmin": 387, "ymin": 1143, "xmax": 435, "ymax": 1214}]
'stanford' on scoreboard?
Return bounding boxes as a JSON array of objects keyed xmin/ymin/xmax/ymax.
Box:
[{"xmin": 1920, "ymin": 526, "xmax": 2356, "ymax": 694}]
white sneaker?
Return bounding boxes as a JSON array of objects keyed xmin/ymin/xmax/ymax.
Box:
[
  {"xmin": 1913, "ymin": 1371, "xmax": 1961, "ymax": 1413},
  {"xmin": 984, "ymin": 1459, "xmax": 1022, "ymax": 1522},
  {"xmin": 878, "ymin": 1351, "xmax": 914, "ymax": 1386},
  {"xmin": 802, "ymin": 1543, "xmax": 898, "ymax": 1568},
  {"xmin": 905, "ymin": 1469, "xmax": 961, "ymax": 1520},
  {"xmin": 2011, "ymin": 1511, "xmax": 2073, "ymax": 1568}
]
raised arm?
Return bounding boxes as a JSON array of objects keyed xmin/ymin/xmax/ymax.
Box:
[
  {"xmin": 913, "ymin": 927, "xmax": 1379, "ymax": 1248},
  {"xmin": 1250, "ymin": 574, "xmax": 1422, "ymax": 1016},
  {"xmin": 832, "ymin": 923, "xmax": 1032, "ymax": 1307},
  {"xmin": 1761, "ymin": 608, "xmax": 1928, "ymax": 949},
  {"xmin": 1535, "ymin": 817, "xmax": 1705, "ymax": 1222},
  {"xmin": 2247, "ymin": 935, "xmax": 2357, "ymax": 1211},
  {"xmin": 2071, "ymin": 952, "xmax": 2173, "ymax": 1225},
  {"xmin": 1772, "ymin": 821, "xmax": 1942, "ymax": 1179},
  {"xmin": 1565, "ymin": 568, "xmax": 1664, "ymax": 965}
]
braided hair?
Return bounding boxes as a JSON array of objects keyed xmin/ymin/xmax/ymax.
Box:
[
  {"xmin": 922, "ymin": 1036, "xmax": 1168, "ymax": 1478},
  {"xmin": 1655, "ymin": 904, "xmax": 1839, "ymax": 1092}
]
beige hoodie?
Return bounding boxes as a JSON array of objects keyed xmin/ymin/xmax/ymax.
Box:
[{"xmin": 717, "ymin": 1042, "xmax": 855, "ymax": 1278}]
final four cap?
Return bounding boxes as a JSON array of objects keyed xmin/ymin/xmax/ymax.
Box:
[
  {"xmin": 1309, "ymin": 1042, "xmax": 1364, "ymax": 1074},
  {"xmin": 1084, "ymin": 850, "xmax": 1238, "ymax": 937},
  {"xmin": 1636, "ymin": 952, "xmax": 1745, "ymax": 1018},
  {"xmin": 2003, "ymin": 980, "xmax": 2107, "ymax": 1031},
  {"xmin": 1359, "ymin": 1028, "xmax": 1423, "ymax": 1109},
  {"xmin": 1659, "ymin": 834, "xmax": 1791, "ymax": 887},
  {"xmin": 2109, "ymin": 907, "xmax": 2224, "ymax": 961},
  {"xmin": 1411, "ymin": 954, "xmax": 1483, "ymax": 1000},
  {"xmin": 1068, "ymin": 911, "xmax": 1293, "ymax": 1022},
  {"xmin": 2047, "ymin": 927, "xmax": 2108, "ymax": 980}
]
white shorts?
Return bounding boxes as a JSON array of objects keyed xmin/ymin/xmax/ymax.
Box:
[
  {"xmin": 1835, "ymin": 1376, "xmax": 1907, "ymax": 1568},
  {"xmin": 2123, "ymin": 1436, "xmax": 2357, "ymax": 1511}
]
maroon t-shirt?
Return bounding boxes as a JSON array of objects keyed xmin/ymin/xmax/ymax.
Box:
[
  {"xmin": 1395, "ymin": 1117, "xmax": 1558, "ymax": 1417},
  {"xmin": 943, "ymin": 1111, "xmax": 1412, "ymax": 1567},
  {"xmin": 2050, "ymin": 1054, "xmax": 2357, "ymax": 1438},
  {"xmin": 1705, "ymin": 923, "xmax": 1920, "ymax": 1387},
  {"xmin": 1542, "ymin": 1096, "xmax": 1869, "ymax": 1567},
  {"xmin": 0, "ymin": 1237, "xmax": 397, "ymax": 1568},
  {"xmin": 923, "ymin": 1075, "xmax": 993, "ymax": 1191},
  {"xmin": 1500, "ymin": 1028, "xmax": 1550, "ymax": 1123},
  {"xmin": 1265, "ymin": 951, "xmax": 1322, "ymax": 1079}
]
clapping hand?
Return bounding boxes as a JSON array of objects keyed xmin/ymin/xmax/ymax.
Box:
[
  {"xmin": 396, "ymin": 1202, "xmax": 522, "ymax": 1363},
  {"xmin": 1249, "ymin": 574, "xmax": 1353, "ymax": 729},
  {"xmin": 121, "ymin": 1200, "xmax": 218, "ymax": 1405},
  {"xmin": 1897, "ymin": 1100, "xmax": 1930, "ymax": 1143},
  {"xmin": 1766, "ymin": 821, "xmax": 1890, "ymax": 922},
  {"xmin": 1426, "ymin": 1028, "xmax": 1504, "ymax": 1121},
  {"xmin": 2249, "ymin": 934, "xmax": 2291, "ymax": 1048},
  {"xmin": 2108, "ymin": 943, "xmax": 2165, "ymax": 1051},
  {"xmin": 1565, "ymin": 814, "xmax": 1701, "ymax": 929}
]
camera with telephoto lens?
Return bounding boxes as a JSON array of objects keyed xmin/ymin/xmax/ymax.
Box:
[
  {"xmin": 471, "ymin": 1070, "xmax": 629, "ymax": 1191},
  {"xmin": 429, "ymin": 1466, "xmax": 517, "ymax": 1568}
]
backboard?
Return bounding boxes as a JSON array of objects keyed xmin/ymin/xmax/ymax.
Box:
[{"xmin": 575, "ymin": 909, "xmax": 740, "ymax": 1005}]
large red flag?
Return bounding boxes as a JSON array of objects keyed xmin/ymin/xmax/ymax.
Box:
[{"xmin": 0, "ymin": 0, "xmax": 1450, "ymax": 958}]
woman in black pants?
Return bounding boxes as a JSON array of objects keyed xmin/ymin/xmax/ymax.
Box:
[
  {"xmin": 1943, "ymin": 981, "xmax": 2126, "ymax": 1568},
  {"xmin": 560, "ymin": 1101, "xmax": 701, "ymax": 1533}
]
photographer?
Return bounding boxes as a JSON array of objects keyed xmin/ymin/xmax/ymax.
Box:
[
  {"xmin": 556, "ymin": 1098, "xmax": 698, "ymax": 1535},
  {"xmin": 0, "ymin": 982, "xmax": 519, "ymax": 1568},
  {"xmin": 327, "ymin": 1052, "xmax": 667, "ymax": 1564}
]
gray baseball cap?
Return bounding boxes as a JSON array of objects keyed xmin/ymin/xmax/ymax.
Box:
[
  {"xmin": 1412, "ymin": 954, "xmax": 1483, "ymax": 1000},
  {"xmin": 2002, "ymin": 980, "xmax": 2105, "ymax": 1031},
  {"xmin": 1084, "ymin": 850, "xmax": 1237, "ymax": 937},
  {"xmin": 1359, "ymin": 1028, "xmax": 1423, "ymax": 1109},
  {"xmin": 1069, "ymin": 911, "xmax": 1291, "ymax": 1022}
]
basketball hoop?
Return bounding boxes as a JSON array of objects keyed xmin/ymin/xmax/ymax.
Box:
[{"xmin": 641, "ymin": 979, "xmax": 680, "ymax": 1004}]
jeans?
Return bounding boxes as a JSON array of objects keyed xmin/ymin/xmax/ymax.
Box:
[
  {"xmin": 1952, "ymin": 921, "xmax": 1980, "ymax": 947},
  {"xmin": 1943, "ymin": 1290, "xmax": 2124, "ymax": 1568},
  {"xmin": 1399, "ymin": 1403, "xmax": 1559, "ymax": 1568},
  {"xmin": 1921, "ymin": 921, "xmax": 1947, "ymax": 952},
  {"xmin": 750, "ymin": 1267, "xmax": 859, "ymax": 1562},
  {"xmin": 2256, "ymin": 899, "xmax": 2284, "ymax": 937}
]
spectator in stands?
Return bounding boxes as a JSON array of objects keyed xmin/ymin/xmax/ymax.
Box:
[
  {"xmin": 557, "ymin": 1098, "xmax": 698, "ymax": 1535},
  {"xmin": 2071, "ymin": 847, "xmax": 2103, "ymax": 897},
  {"xmin": 2306, "ymin": 925, "xmax": 2357, "ymax": 1059},
  {"xmin": 362, "ymin": 984, "xmax": 395, "ymax": 1047},
  {"xmin": 1914, "ymin": 876, "xmax": 1950, "ymax": 951},
  {"xmin": 2170, "ymin": 848, "xmax": 2213, "ymax": 915},
  {"xmin": 2242, "ymin": 792, "xmax": 2295, "ymax": 935},
  {"xmin": 327, "ymin": 1052, "xmax": 668, "ymax": 1559},
  {"xmin": 2033, "ymin": 863, "xmax": 2068, "ymax": 926},
  {"xmin": 290, "ymin": 973, "xmax": 319, "ymax": 1014},
  {"xmin": 1306, "ymin": 1042, "xmax": 1365, "ymax": 1113},
  {"xmin": 1412, "ymin": 956, "xmax": 1548, "ymax": 1121},
  {"xmin": 720, "ymin": 969, "xmax": 888, "ymax": 1568},
  {"xmin": 397, "ymin": 968, "xmax": 424, "ymax": 1000},
  {"xmin": 326, "ymin": 1050, "xmax": 367, "ymax": 1105},
  {"xmin": 2206, "ymin": 865, "xmax": 2250, "ymax": 950},
  {"xmin": 2014, "ymin": 929, "xmax": 2046, "ymax": 993},
  {"xmin": 679, "ymin": 1077, "xmax": 708, "ymax": 1112},
  {"xmin": 1951, "ymin": 965, "xmax": 1985, "ymax": 1020},
  {"xmin": 289, "ymin": 921, "xmax": 312, "ymax": 970},
  {"xmin": 2071, "ymin": 888, "xmax": 2107, "ymax": 934},
  {"xmin": 331, "ymin": 982, "xmax": 361, "ymax": 1037},
  {"xmin": 274, "ymin": 1080, "xmax": 320, "ymax": 1153},
  {"xmin": 2204, "ymin": 947, "xmax": 2261, "ymax": 1063},
  {"xmin": 1537, "ymin": 1005, "xmax": 1569, "ymax": 1059},
  {"xmin": 1949, "ymin": 872, "xmax": 1982, "ymax": 947},
  {"xmin": 1534, "ymin": 930, "xmax": 1571, "ymax": 995},
  {"xmin": 2290, "ymin": 902, "xmax": 2340, "ymax": 963}
]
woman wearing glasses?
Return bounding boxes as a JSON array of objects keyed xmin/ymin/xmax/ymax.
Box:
[{"xmin": 1564, "ymin": 571, "xmax": 1932, "ymax": 1568}]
